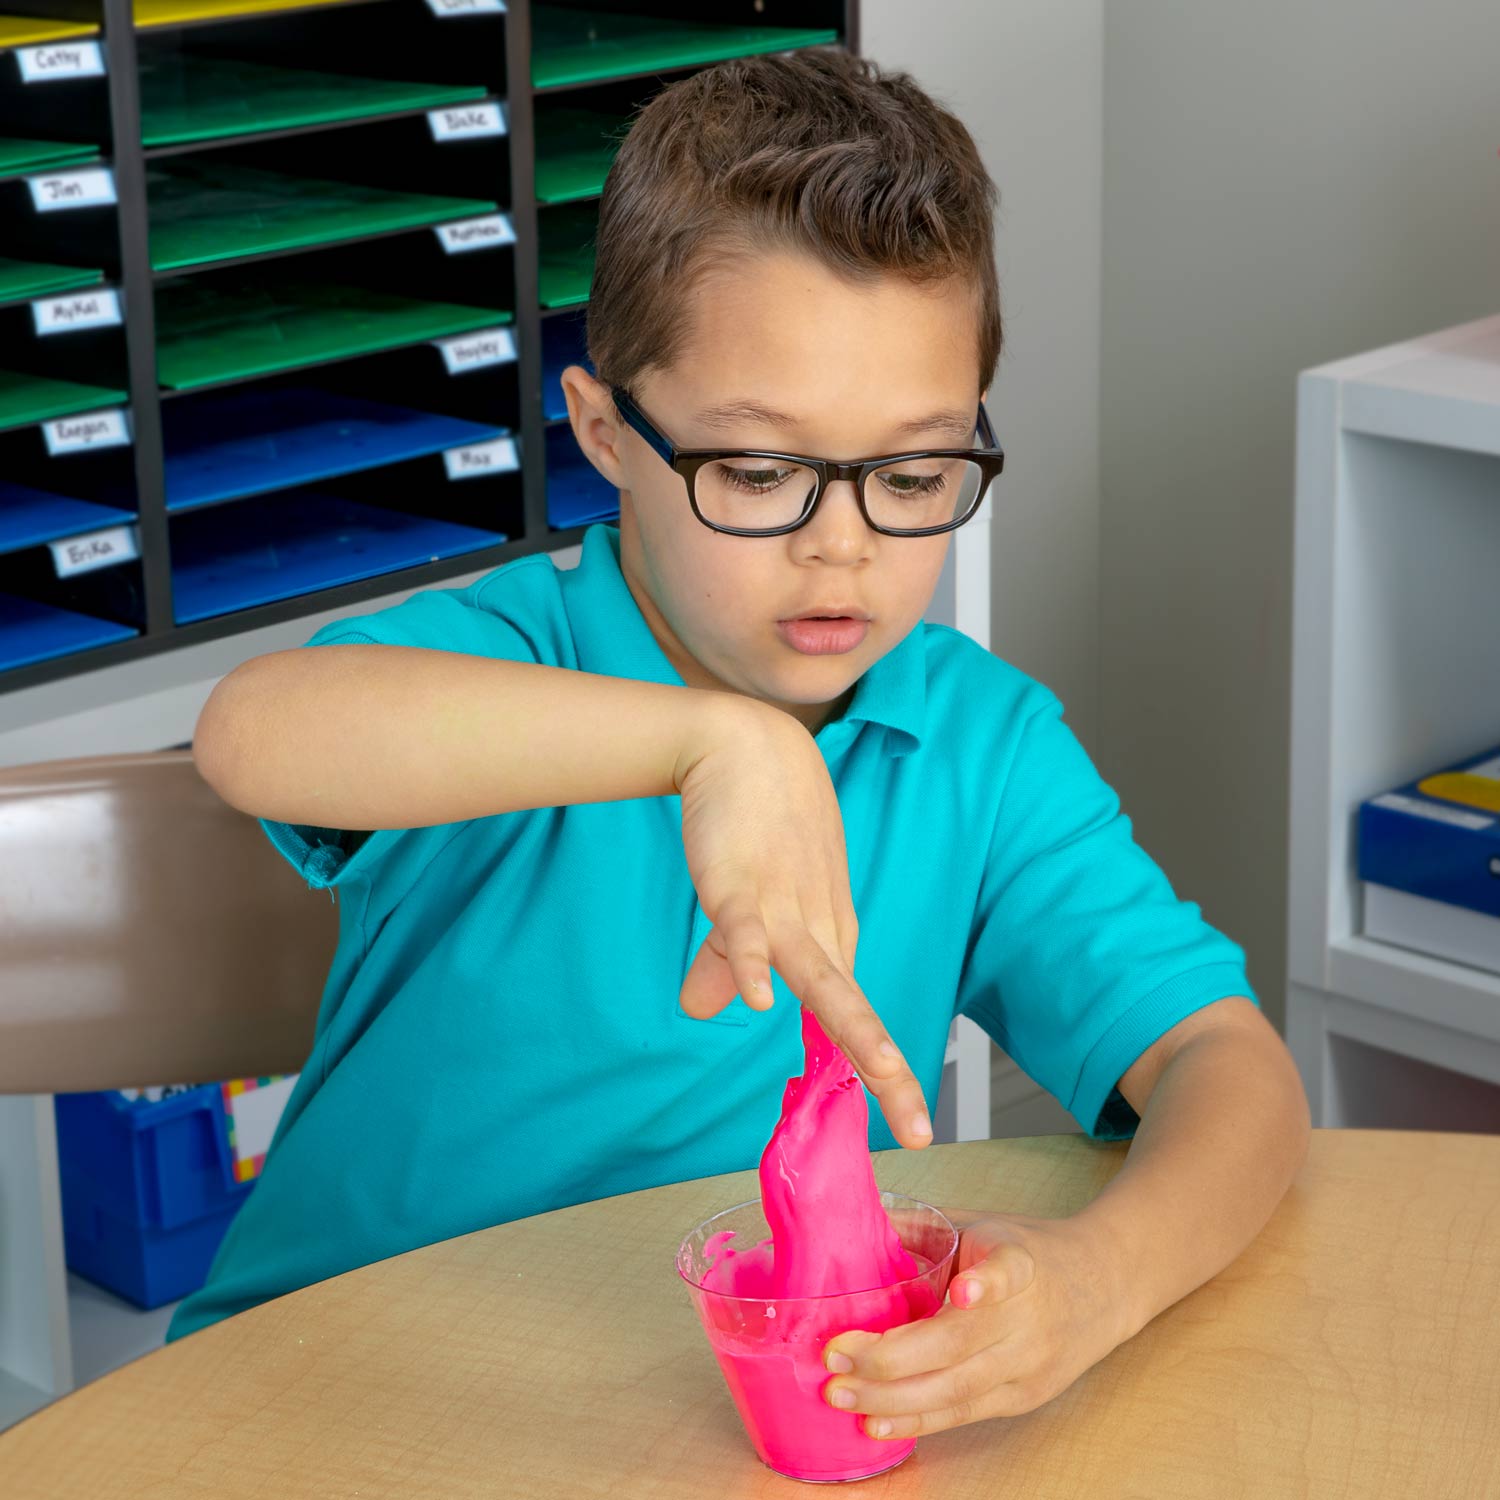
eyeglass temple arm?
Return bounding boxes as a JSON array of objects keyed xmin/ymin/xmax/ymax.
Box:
[{"xmin": 610, "ymin": 386, "xmax": 676, "ymax": 467}]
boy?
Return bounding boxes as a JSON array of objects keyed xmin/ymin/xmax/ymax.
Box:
[{"xmin": 169, "ymin": 48, "xmax": 1310, "ymax": 1439}]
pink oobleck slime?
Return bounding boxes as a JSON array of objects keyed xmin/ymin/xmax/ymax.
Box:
[{"xmin": 696, "ymin": 1008, "xmax": 948, "ymax": 1480}]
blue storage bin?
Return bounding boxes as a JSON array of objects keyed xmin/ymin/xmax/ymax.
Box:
[{"xmin": 54, "ymin": 1085, "xmax": 256, "ymax": 1309}]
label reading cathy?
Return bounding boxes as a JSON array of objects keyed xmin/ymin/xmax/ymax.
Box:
[{"xmin": 16, "ymin": 41, "xmax": 106, "ymax": 82}]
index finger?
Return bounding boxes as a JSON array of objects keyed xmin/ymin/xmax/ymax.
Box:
[{"xmin": 777, "ymin": 926, "xmax": 933, "ymax": 1150}]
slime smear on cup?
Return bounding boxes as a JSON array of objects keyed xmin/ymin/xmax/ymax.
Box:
[{"xmin": 696, "ymin": 1009, "xmax": 947, "ymax": 1481}]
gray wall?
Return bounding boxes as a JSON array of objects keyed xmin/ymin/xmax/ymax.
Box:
[
  {"xmin": 1098, "ymin": 2, "xmax": 1500, "ymax": 1031},
  {"xmin": 870, "ymin": 0, "xmax": 1500, "ymax": 1039}
]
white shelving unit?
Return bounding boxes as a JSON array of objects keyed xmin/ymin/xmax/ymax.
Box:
[
  {"xmin": 1288, "ymin": 311, "xmax": 1500, "ymax": 1130},
  {"xmin": 0, "ymin": 518, "xmax": 995, "ymax": 1429}
]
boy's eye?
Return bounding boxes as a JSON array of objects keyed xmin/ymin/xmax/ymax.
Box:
[
  {"xmin": 714, "ymin": 462, "xmax": 801, "ymax": 493},
  {"xmin": 876, "ymin": 468, "xmax": 950, "ymax": 497}
]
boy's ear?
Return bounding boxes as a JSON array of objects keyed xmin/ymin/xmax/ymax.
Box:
[{"xmin": 559, "ymin": 363, "xmax": 628, "ymax": 489}]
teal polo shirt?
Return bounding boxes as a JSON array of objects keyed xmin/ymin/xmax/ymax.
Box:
[{"xmin": 167, "ymin": 522, "xmax": 1258, "ymax": 1343}]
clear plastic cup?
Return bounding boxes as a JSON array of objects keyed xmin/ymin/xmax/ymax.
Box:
[{"xmin": 676, "ymin": 1193, "xmax": 959, "ymax": 1483}]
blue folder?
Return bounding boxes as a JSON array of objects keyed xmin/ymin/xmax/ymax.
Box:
[
  {"xmin": 162, "ymin": 388, "xmax": 510, "ymax": 513},
  {"xmin": 0, "ymin": 482, "xmax": 136, "ymax": 558},
  {"xmin": 0, "ymin": 593, "xmax": 137, "ymax": 674},
  {"xmin": 545, "ymin": 429, "xmax": 619, "ymax": 529},
  {"xmin": 171, "ymin": 491, "xmax": 505, "ymax": 624},
  {"xmin": 541, "ymin": 310, "xmax": 588, "ymax": 421}
]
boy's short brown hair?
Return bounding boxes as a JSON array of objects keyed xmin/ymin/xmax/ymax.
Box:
[{"xmin": 585, "ymin": 46, "xmax": 1002, "ymax": 401}]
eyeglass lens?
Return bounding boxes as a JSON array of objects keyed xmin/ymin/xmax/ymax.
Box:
[{"xmin": 693, "ymin": 455, "xmax": 985, "ymax": 533}]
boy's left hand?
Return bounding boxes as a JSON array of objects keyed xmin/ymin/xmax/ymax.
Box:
[{"xmin": 821, "ymin": 1210, "xmax": 1136, "ymax": 1438}]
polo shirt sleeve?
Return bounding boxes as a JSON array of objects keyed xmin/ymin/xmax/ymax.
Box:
[
  {"xmin": 954, "ymin": 689, "xmax": 1260, "ymax": 1141},
  {"xmin": 257, "ymin": 583, "xmax": 541, "ymax": 898}
]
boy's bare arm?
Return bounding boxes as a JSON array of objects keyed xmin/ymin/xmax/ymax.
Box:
[
  {"xmin": 193, "ymin": 644, "xmax": 749, "ymax": 829},
  {"xmin": 195, "ymin": 641, "xmax": 933, "ymax": 1149}
]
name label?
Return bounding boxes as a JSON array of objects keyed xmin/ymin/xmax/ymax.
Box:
[
  {"xmin": 42, "ymin": 407, "xmax": 131, "ymax": 456},
  {"xmin": 28, "ymin": 166, "xmax": 116, "ymax": 213},
  {"xmin": 433, "ymin": 326, "xmax": 516, "ymax": 374},
  {"xmin": 424, "ymin": 0, "xmax": 505, "ymax": 14},
  {"xmin": 433, "ymin": 212, "xmax": 515, "ymax": 254},
  {"xmin": 428, "ymin": 101, "xmax": 507, "ymax": 141},
  {"xmin": 32, "ymin": 287, "xmax": 122, "ymax": 336},
  {"xmin": 50, "ymin": 524, "xmax": 139, "ymax": 579},
  {"xmin": 16, "ymin": 41, "xmax": 105, "ymax": 81},
  {"xmin": 444, "ymin": 436, "xmax": 519, "ymax": 480}
]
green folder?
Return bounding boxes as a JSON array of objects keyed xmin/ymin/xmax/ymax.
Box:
[
  {"xmin": 141, "ymin": 55, "xmax": 488, "ymax": 148},
  {"xmin": 0, "ymin": 257, "xmax": 102, "ymax": 305},
  {"xmin": 534, "ymin": 105, "xmax": 626, "ymax": 205},
  {"xmin": 538, "ymin": 201, "xmax": 598, "ymax": 309},
  {"xmin": 531, "ymin": 7, "xmax": 839, "ymax": 89},
  {"xmin": 0, "ymin": 368, "xmax": 126, "ymax": 434},
  {"xmin": 154, "ymin": 277, "xmax": 510, "ymax": 389},
  {"xmin": 147, "ymin": 160, "xmax": 499, "ymax": 272},
  {"xmin": 0, "ymin": 138, "xmax": 97, "ymax": 181}
]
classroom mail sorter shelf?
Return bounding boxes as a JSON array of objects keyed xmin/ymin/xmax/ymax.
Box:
[
  {"xmin": 529, "ymin": 7, "xmax": 839, "ymax": 90},
  {"xmin": 0, "ymin": 138, "xmax": 98, "ymax": 180},
  {"xmin": 0, "ymin": 368, "xmax": 127, "ymax": 434},
  {"xmin": 169, "ymin": 489, "xmax": 507, "ymax": 622},
  {"xmin": 153, "ymin": 277, "xmax": 508, "ymax": 389},
  {"xmin": 541, "ymin": 306, "xmax": 586, "ymax": 419},
  {"xmin": 0, "ymin": 481, "xmax": 135, "ymax": 555},
  {"xmin": 159, "ymin": 386, "xmax": 510, "ymax": 511},
  {"xmin": 138, "ymin": 55, "xmax": 488, "ymax": 150},
  {"xmin": 0, "ymin": 255, "xmax": 102, "ymax": 306},
  {"xmin": 145, "ymin": 160, "xmax": 498, "ymax": 272}
]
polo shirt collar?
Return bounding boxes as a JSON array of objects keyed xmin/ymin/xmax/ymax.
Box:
[{"xmin": 565, "ymin": 523, "xmax": 926, "ymax": 758}]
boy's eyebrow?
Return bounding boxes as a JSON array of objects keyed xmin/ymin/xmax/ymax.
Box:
[{"xmin": 691, "ymin": 398, "xmax": 977, "ymax": 442}]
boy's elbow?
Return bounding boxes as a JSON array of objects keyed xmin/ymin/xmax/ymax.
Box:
[{"xmin": 192, "ymin": 659, "xmax": 273, "ymax": 813}]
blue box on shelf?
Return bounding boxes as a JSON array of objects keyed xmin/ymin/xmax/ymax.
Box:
[
  {"xmin": 1356, "ymin": 741, "xmax": 1500, "ymax": 976},
  {"xmin": 54, "ymin": 1083, "xmax": 263, "ymax": 1310}
]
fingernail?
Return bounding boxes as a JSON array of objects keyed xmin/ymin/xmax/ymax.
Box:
[
  {"xmin": 829, "ymin": 1386, "xmax": 855, "ymax": 1409},
  {"xmin": 912, "ymin": 1112, "xmax": 932, "ymax": 1139},
  {"xmin": 878, "ymin": 1040, "xmax": 899, "ymax": 1060},
  {"xmin": 956, "ymin": 1276, "xmax": 983, "ymax": 1306},
  {"xmin": 826, "ymin": 1352, "xmax": 854, "ymax": 1374},
  {"xmin": 870, "ymin": 1418, "xmax": 893, "ymax": 1438}
]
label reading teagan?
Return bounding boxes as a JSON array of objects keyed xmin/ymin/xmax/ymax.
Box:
[
  {"xmin": 49, "ymin": 524, "xmax": 139, "ymax": 579},
  {"xmin": 42, "ymin": 407, "xmax": 131, "ymax": 456},
  {"xmin": 16, "ymin": 40, "xmax": 105, "ymax": 82},
  {"xmin": 32, "ymin": 287, "xmax": 122, "ymax": 336},
  {"xmin": 27, "ymin": 166, "xmax": 116, "ymax": 212},
  {"xmin": 428, "ymin": 101, "xmax": 507, "ymax": 141},
  {"xmin": 424, "ymin": 0, "xmax": 505, "ymax": 14},
  {"xmin": 433, "ymin": 213, "xmax": 515, "ymax": 254},
  {"xmin": 433, "ymin": 326, "xmax": 516, "ymax": 374},
  {"xmin": 444, "ymin": 436, "xmax": 519, "ymax": 480}
]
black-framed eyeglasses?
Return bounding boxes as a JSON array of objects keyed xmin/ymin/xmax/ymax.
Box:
[{"xmin": 610, "ymin": 384, "xmax": 1005, "ymax": 538}]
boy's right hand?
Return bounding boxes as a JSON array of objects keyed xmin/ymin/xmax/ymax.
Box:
[{"xmin": 672, "ymin": 696, "xmax": 933, "ymax": 1150}]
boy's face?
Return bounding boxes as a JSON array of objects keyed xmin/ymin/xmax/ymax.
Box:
[{"xmin": 561, "ymin": 248, "xmax": 988, "ymax": 735}]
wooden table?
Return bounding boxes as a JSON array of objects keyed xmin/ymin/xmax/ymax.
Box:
[{"xmin": 4, "ymin": 1130, "xmax": 1497, "ymax": 1498}]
